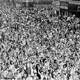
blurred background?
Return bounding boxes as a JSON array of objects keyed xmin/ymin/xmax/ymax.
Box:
[{"xmin": 0, "ymin": 0, "xmax": 80, "ymax": 17}]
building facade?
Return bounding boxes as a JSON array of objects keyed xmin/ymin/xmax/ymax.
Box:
[
  {"xmin": 60, "ymin": 0, "xmax": 80, "ymax": 17},
  {"xmin": 15, "ymin": 0, "xmax": 53, "ymax": 7},
  {"xmin": 68, "ymin": 0, "xmax": 80, "ymax": 17}
]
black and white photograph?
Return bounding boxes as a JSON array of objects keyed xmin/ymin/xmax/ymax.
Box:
[{"xmin": 0, "ymin": 0, "xmax": 80, "ymax": 80}]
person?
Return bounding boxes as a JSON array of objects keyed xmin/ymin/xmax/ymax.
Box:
[
  {"xmin": 26, "ymin": 76, "xmax": 33, "ymax": 80},
  {"xmin": 54, "ymin": 10, "xmax": 57, "ymax": 16}
]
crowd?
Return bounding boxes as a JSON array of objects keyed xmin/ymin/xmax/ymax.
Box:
[{"xmin": 0, "ymin": 2, "xmax": 80, "ymax": 80}]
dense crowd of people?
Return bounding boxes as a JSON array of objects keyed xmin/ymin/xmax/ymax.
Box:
[{"xmin": 0, "ymin": 2, "xmax": 80, "ymax": 80}]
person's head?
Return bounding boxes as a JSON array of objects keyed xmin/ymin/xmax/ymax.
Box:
[{"xmin": 73, "ymin": 14, "xmax": 75, "ymax": 18}]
